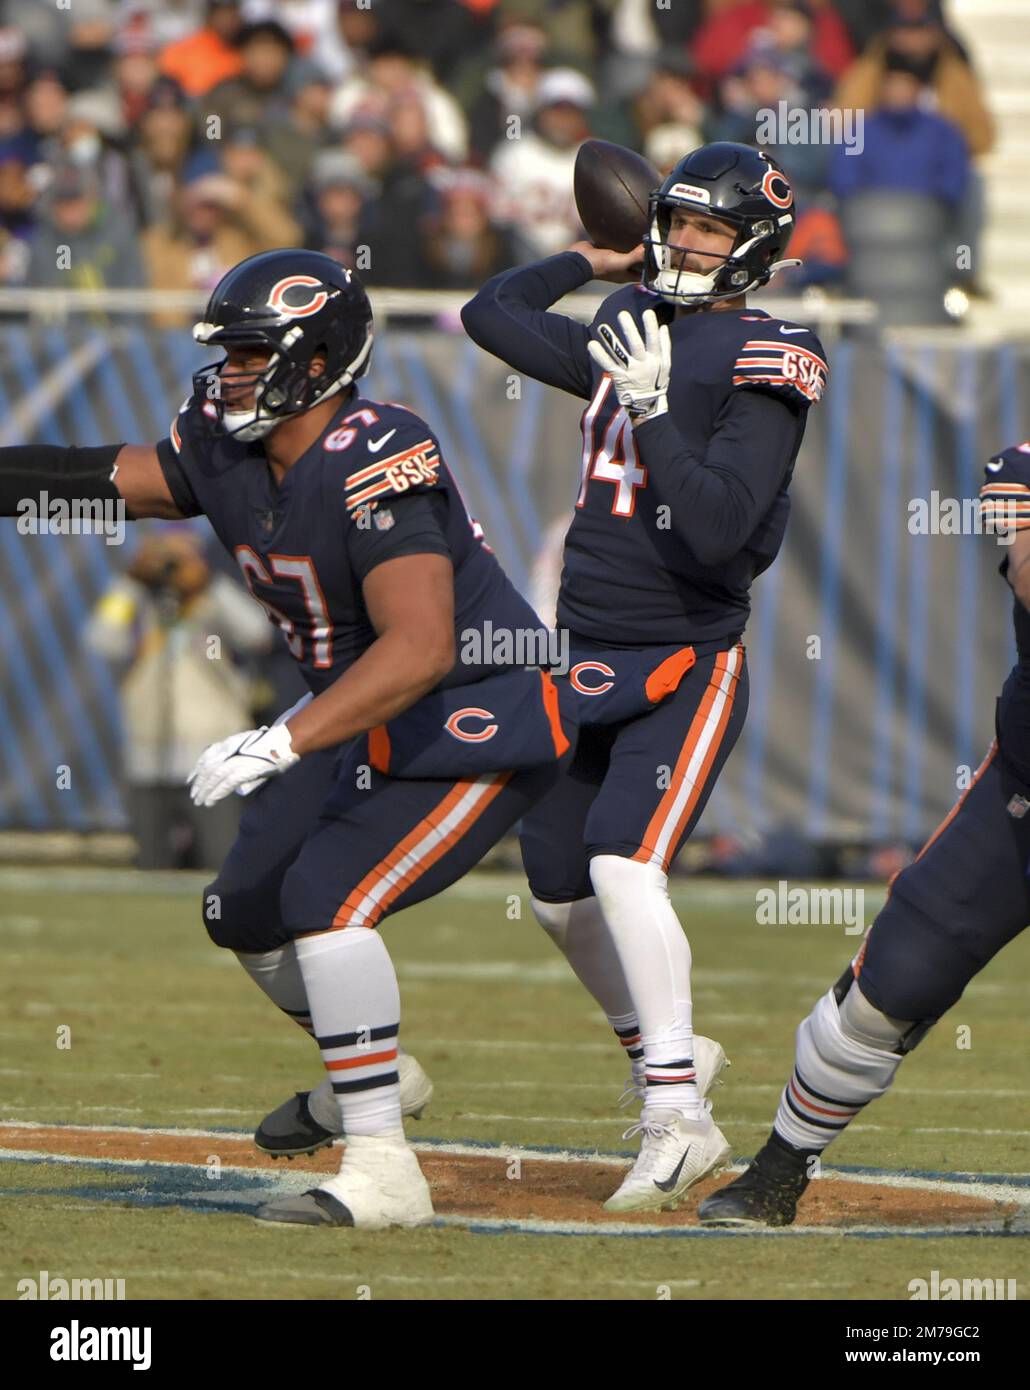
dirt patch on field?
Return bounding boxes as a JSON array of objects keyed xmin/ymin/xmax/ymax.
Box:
[{"xmin": 4, "ymin": 1125, "xmax": 1018, "ymax": 1230}]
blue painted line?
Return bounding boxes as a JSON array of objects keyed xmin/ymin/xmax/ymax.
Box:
[
  {"xmin": 996, "ymin": 344, "xmax": 1020, "ymax": 455},
  {"xmin": 806, "ymin": 341, "xmax": 852, "ymax": 834},
  {"xmin": 867, "ymin": 343, "xmax": 904, "ymax": 839},
  {"xmin": 953, "ymin": 350, "xmax": 979, "ymax": 774},
  {"xmin": 743, "ymin": 538, "xmax": 785, "ymax": 834},
  {"xmin": 389, "ymin": 336, "xmax": 519, "ymax": 580},
  {"xmin": 5, "ymin": 330, "xmax": 123, "ymax": 823},
  {"xmin": 902, "ymin": 348, "xmax": 934, "ymax": 842},
  {"xmin": 38, "ymin": 328, "xmax": 126, "ymax": 751},
  {"xmin": 504, "ymin": 372, "xmax": 545, "ymax": 559}
]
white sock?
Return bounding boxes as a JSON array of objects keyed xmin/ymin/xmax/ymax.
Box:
[
  {"xmin": 775, "ymin": 987, "xmax": 905, "ymax": 1152},
  {"xmin": 294, "ymin": 929, "xmax": 403, "ymax": 1137},
  {"xmin": 236, "ymin": 944, "xmax": 315, "ymax": 1035},
  {"xmin": 589, "ymin": 854, "xmax": 701, "ymax": 1120},
  {"xmin": 531, "ymin": 895, "xmax": 644, "ymax": 1076}
]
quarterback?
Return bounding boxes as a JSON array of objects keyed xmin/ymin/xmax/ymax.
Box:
[
  {"xmin": 463, "ymin": 143, "xmax": 829, "ymax": 1211},
  {"xmin": 0, "ymin": 249, "xmax": 575, "ymax": 1231}
]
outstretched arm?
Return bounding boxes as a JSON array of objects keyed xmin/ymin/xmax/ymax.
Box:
[
  {"xmin": 0, "ymin": 442, "xmax": 188, "ymax": 521},
  {"xmin": 461, "ymin": 243, "xmax": 642, "ymax": 400}
]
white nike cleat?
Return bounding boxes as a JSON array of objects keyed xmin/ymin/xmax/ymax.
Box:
[
  {"xmin": 616, "ymin": 1034, "xmax": 729, "ymax": 1111},
  {"xmin": 255, "ymin": 1131, "xmax": 435, "ymax": 1230},
  {"xmin": 255, "ymin": 1052, "xmax": 434, "ymax": 1159},
  {"xmin": 603, "ymin": 1101, "xmax": 732, "ymax": 1213}
]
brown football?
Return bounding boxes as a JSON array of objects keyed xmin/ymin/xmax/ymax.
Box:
[{"xmin": 574, "ymin": 139, "xmax": 661, "ymax": 253}]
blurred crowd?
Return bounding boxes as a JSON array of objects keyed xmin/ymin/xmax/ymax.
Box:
[{"xmin": 0, "ymin": 0, "xmax": 995, "ymax": 308}]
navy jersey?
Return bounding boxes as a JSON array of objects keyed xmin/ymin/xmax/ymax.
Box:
[
  {"xmin": 463, "ymin": 251, "xmax": 828, "ymax": 646},
  {"xmin": 155, "ymin": 393, "xmax": 540, "ymax": 695},
  {"xmin": 979, "ymin": 441, "xmax": 1030, "ymax": 783}
]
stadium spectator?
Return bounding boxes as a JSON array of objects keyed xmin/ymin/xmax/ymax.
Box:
[
  {"xmin": 745, "ymin": 0, "xmax": 835, "ymax": 103},
  {"xmin": 21, "ymin": 71, "xmax": 70, "ymax": 166},
  {"xmin": 86, "ymin": 527, "xmax": 274, "ymax": 871},
  {"xmin": 829, "ymin": 55, "xmax": 970, "ymax": 209},
  {"xmin": 836, "ymin": 2, "xmax": 992, "ymax": 289},
  {"xmin": 835, "ymin": 2, "xmax": 994, "ymax": 157},
  {"xmin": 157, "ymin": 1, "xmax": 245, "ymax": 99},
  {"xmin": 333, "ymin": 0, "xmax": 387, "ymax": 76},
  {"xmin": 361, "ymin": 0, "xmax": 494, "ymax": 85},
  {"xmin": 691, "ymin": 0, "xmax": 854, "ymax": 90},
  {"xmin": 61, "ymin": 0, "xmax": 118, "ymax": 94},
  {"xmin": 0, "ymin": 149, "xmax": 35, "ymax": 286},
  {"xmin": 420, "ymin": 165, "xmax": 515, "ymax": 288},
  {"xmin": 330, "ymin": 33, "xmax": 469, "ymax": 163},
  {"xmin": 113, "ymin": 15, "xmax": 165, "ymax": 129},
  {"xmin": 141, "ymin": 165, "xmax": 298, "ymax": 324},
  {"xmin": 496, "ymin": 0, "xmax": 618, "ymax": 72},
  {"xmin": 302, "ymin": 148, "xmax": 380, "ymax": 271},
  {"xmin": 204, "ymin": 19, "xmax": 297, "ymax": 135},
  {"xmin": 704, "ymin": 50, "xmax": 829, "ymax": 202},
  {"xmin": 262, "ymin": 73, "xmax": 335, "ymax": 202},
  {"xmin": 218, "ymin": 126, "xmax": 301, "ymax": 244},
  {"xmin": 59, "ymin": 90, "xmax": 135, "ymax": 221},
  {"xmin": 490, "ymin": 65, "xmax": 592, "ymax": 261},
  {"xmin": 127, "ymin": 79, "xmax": 194, "ymax": 229},
  {"xmin": 27, "ymin": 161, "xmax": 145, "ymax": 290},
  {"xmin": 608, "ymin": 50, "xmax": 705, "ymax": 171},
  {"xmin": 241, "ymin": 0, "xmax": 353, "ymax": 81},
  {"xmin": 465, "ymin": 21, "xmax": 549, "ymax": 162}
]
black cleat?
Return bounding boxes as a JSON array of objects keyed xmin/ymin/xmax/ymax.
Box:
[
  {"xmin": 698, "ymin": 1133, "xmax": 813, "ymax": 1227},
  {"xmin": 254, "ymin": 1091, "xmax": 337, "ymax": 1160}
]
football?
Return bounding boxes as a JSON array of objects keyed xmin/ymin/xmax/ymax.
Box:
[{"xmin": 574, "ymin": 139, "xmax": 661, "ymax": 253}]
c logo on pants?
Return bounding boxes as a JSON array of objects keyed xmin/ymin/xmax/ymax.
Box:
[
  {"xmin": 570, "ymin": 661, "xmax": 615, "ymax": 695},
  {"xmin": 445, "ymin": 707, "xmax": 499, "ymax": 742}
]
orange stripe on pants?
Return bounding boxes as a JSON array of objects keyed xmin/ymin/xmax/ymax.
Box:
[
  {"xmin": 632, "ymin": 646, "xmax": 742, "ymax": 872},
  {"xmin": 332, "ymin": 773, "xmax": 512, "ymax": 930}
]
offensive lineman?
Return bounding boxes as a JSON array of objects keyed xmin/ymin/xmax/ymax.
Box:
[
  {"xmin": 700, "ymin": 442, "xmax": 1030, "ymax": 1226},
  {"xmin": 461, "ymin": 143, "xmax": 829, "ymax": 1211},
  {"xmin": 0, "ymin": 249, "xmax": 576, "ymax": 1230}
]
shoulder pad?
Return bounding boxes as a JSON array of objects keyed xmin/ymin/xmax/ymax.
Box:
[
  {"xmin": 980, "ymin": 442, "xmax": 1030, "ymax": 535},
  {"xmin": 340, "ymin": 412, "xmax": 442, "ymax": 520},
  {"xmin": 731, "ymin": 320, "xmax": 828, "ymax": 407}
]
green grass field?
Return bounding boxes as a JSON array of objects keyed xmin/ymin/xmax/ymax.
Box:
[{"xmin": 2, "ymin": 867, "xmax": 1028, "ymax": 1300}]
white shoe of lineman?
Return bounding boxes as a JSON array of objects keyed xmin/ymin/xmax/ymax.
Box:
[
  {"xmin": 255, "ymin": 1131, "xmax": 435, "ymax": 1230},
  {"xmin": 616, "ymin": 1034, "xmax": 729, "ymax": 1112},
  {"xmin": 255, "ymin": 1052, "xmax": 434, "ymax": 1159},
  {"xmin": 603, "ymin": 1100, "xmax": 732, "ymax": 1214}
]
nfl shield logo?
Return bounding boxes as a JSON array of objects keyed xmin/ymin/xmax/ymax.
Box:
[
  {"xmin": 1006, "ymin": 794, "xmax": 1029, "ymax": 819},
  {"xmin": 373, "ymin": 507, "xmax": 396, "ymax": 531}
]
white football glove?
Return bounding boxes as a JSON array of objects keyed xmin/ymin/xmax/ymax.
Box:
[
  {"xmin": 187, "ymin": 723, "xmax": 300, "ymax": 808},
  {"xmin": 586, "ymin": 308, "xmax": 671, "ymax": 422}
]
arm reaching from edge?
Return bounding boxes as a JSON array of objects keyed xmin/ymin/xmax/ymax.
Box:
[{"xmin": 0, "ymin": 442, "xmax": 187, "ymax": 521}]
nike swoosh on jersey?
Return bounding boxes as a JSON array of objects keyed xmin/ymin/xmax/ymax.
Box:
[
  {"xmin": 779, "ymin": 326, "xmax": 809, "ymax": 335},
  {"xmin": 367, "ymin": 430, "xmax": 398, "ymax": 453},
  {"xmin": 654, "ymin": 1145, "xmax": 693, "ymax": 1192}
]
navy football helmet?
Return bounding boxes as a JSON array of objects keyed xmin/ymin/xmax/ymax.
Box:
[
  {"xmin": 642, "ymin": 143, "xmax": 800, "ymax": 307},
  {"xmin": 192, "ymin": 249, "xmax": 374, "ymax": 441}
]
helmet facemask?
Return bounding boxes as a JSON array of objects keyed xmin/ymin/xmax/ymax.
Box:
[
  {"xmin": 191, "ymin": 319, "xmax": 374, "ymax": 442},
  {"xmin": 644, "ymin": 194, "xmax": 799, "ymax": 307}
]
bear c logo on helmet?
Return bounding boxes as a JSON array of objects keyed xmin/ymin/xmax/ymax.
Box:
[
  {"xmin": 267, "ymin": 274, "xmax": 330, "ymax": 319},
  {"xmin": 759, "ymin": 168, "xmax": 794, "ymax": 211}
]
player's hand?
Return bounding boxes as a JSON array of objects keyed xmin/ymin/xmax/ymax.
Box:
[
  {"xmin": 587, "ymin": 308, "xmax": 671, "ymax": 423},
  {"xmin": 569, "ymin": 241, "xmax": 644, "ymax": 283},
  {"xmin": 187, "ymin": 724, "xmax": 300, "ymax": 808}
]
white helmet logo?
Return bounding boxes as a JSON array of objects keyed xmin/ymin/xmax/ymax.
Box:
[{"xmin": 267, "ymin": 274, "xmax": 329, "ymax": 319}]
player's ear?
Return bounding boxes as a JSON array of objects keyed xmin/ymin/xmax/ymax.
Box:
[{"xmin": 309, "ymin": 351, "xmax": 327, "ymax": 379}]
